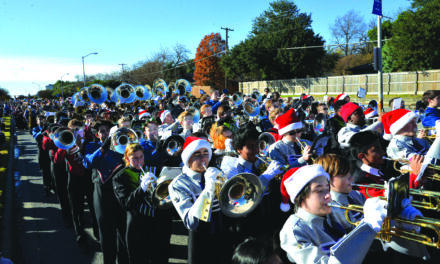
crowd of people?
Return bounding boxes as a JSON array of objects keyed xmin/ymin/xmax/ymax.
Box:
[{"xmin": 3, "ymin": 86, "xmax": 440, "ymax": 264}]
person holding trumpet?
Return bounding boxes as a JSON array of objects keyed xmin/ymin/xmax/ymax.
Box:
[
  {"xmin": 268, "ymin": 108, "xmax": 312, "ymax": 168},
  {"xmin": 168, "ymin": 136, "xmax": 233, "ymax": 264},
  {"xmin": 279, "ymin": 164, "xmax": 387, "ymax": 264},
  {"xmin": 113, "ymin": 143, "xmax": 172, "ymax": 264}
]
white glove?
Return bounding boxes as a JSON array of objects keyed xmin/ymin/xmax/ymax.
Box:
[
  {"xmin": 225, "ymin": 138, "xmax": 234, "ymax": 152},
  {"xmin": 363, "ymin": 197, "xmax": 387, "ymax": 232},
  {"xmin": 140, "ymin": 172, "xmax": 157, "ymax": 192},
  {"xmin": 262, "ymin": 160, "xmax": 283, "ymax": 178},
  {"xmin": 204, "ymin": 167, "xmax": 220, "ymax": 193}
]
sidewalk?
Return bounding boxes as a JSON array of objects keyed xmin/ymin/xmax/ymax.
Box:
[{"xmin": 12, "ymin": 130, "xmax": 188, "ymax": 264}]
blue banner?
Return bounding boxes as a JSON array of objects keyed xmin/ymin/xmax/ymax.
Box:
[{"xmin": 372, "ymin": 0, "xmax": 382, "ymax": 16}]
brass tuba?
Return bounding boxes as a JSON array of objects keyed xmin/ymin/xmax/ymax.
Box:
[
  {"xmin": 115, "ymin": 83, "xmax": 136, "ymax": 104},
  {"xmin": 143, "ymin": 167, "xmax": 181, "ymax": 210},
  {"xmin": 110, "ymin": 127, "xmax": 139, "ymax": 154},
  {"xmin": 153, "ymin": 79, "xmax": 169, "ymax": 97},
  {"xmin": 258, "ymin": 132, "xmax": 275, "ymax": 157},
  {"xmin": 134, "ymin": 85, "xmax": 153, "ymax": 101},
  {"xmin": 53, "ymin": 127, "xmax": 80, "ymax": 153},
  {"xmin": 176, "ymin": 79, "xmax": 191, "ymax": 96},
  {"xmin": 87, "ymin": 84, "xmax": 108, "ymax": 104}
]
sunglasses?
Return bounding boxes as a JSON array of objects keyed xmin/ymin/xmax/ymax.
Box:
[{"xmin": 288, "ymin": 129, "xmax": 303, "ymax": 135}]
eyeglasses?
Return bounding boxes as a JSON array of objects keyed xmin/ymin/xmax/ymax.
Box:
[{"xmin": 288, "ymin": 129, "xmax": 302, "ymax": 135}]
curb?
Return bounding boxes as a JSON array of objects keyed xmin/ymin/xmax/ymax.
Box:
[{"xmin": 1, "ymin": 117, "xmax": 16, "ymax": 260}]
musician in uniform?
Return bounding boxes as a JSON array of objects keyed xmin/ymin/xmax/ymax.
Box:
[
  {"xmin": 279, "ymin": 165, "xmax": 387, "ymax": 264},
  {"xmin": 113, "ymin": 143, "xmax": 172, "ymax": 264},
  {"xmin": 422, "ymin": 90, "xmax": 440, "ymax": 128},
  {"xmin": 337, "ymin": 102, "xmax": 382, "ymax": 151},
  {"xmin": 83, "ymin": 119, "xmax": 128, "ymax": 264},
  {"xmin": 268, "ymin": 108, "xmax": 312, "ymax": 168},
  {"xmin": 384, "ymin": 109, "xmax": 431, "ymax": 160},
  {"xmin": 168, "ymin": 136, "xmax": 233, "ymax": 264},
  {"xmin": 158, "ymin": 110, "xmax": 180, "ymax": 137},
  {"xmin": 178, "ymin": 111, "xmax": 194, "ymax": 139},
  {"xmin": 220, "ymin": 122, "xmax": 284, "ymax": 243}
]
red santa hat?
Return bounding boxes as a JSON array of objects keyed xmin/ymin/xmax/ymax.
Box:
[
  {"xmin": 382, "ymin": 109, "xmax": 418, "ymax": 136},
  {"xmin": 339, "ymin": 102, "xmax": 361, "ymax": 123},
  {"xmin": 139, "ymin": 110, "xmax": 151, "ymax": 119},
  {"xmin": 280, "ymin": 165, "xmax": 329, "ymax": 212},
  {"xmin": 335, "ymin": 93, "xmax": 349, "ymax": 101},
  {"xmin": 275, "ymin": 108, "xmax": 303, "ymax": 136},
  {"xmin": 181, "ymin": 136, "xmax": 212, "ymax": 168},
  {"xmin": 159, "ymin": 110, "xmax": 171, "ymax": 123},
  {"xmin": 364, "ymin": 108, "xmax": 377, "ymax": 119},
  {"xmin": 302, "ymin": 95, "xmax": 312, "ymax": 101},
  {"xmin": 381, "ymin": 112, "xmax": 392, "ymax": 140}
]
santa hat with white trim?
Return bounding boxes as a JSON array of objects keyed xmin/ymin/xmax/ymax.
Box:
[
  {"xmin": 275, "ymin": 108, "xmax": 302, "ymax": 136},
  {"xmin": 381, "ymin": 111, "xmax": 392, "ymax": 140},
  {"xmin": 181, "ymin": 136, "xmax": 212, "ymax": 168},
  {"xmin": 280, "ymin": 165, "xmax": 330, "ymax": 212},
  {"xmin": 139, "ymin": 110, "xmax": 151, "ymax": 120},
  {"xmin": 335, "ymin": 93, "xmax": 349, "ymax": 101},
  {"xmin": 364, "ymin": 108, "xmax": 377, "ymax": 119},
  {"xmin": 383, "ymin": 109, "xmax": 418, "ymax": 136},
  {"xmin": 159, "ymin": 110, "xmax": 171, "ymax": 123}
]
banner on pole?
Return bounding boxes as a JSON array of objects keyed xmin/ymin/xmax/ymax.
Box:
[{"xmin": 372, "ymin": 0, "xmax": 382, "ymax": 16}]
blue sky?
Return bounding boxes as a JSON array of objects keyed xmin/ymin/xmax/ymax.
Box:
[{"xmin": 0, "ymin": 0, "xmax": 411, "ymax": 96}]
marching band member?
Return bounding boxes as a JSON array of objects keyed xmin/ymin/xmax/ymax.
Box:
[
  {"xmin": 335, "ymin": 92, "xmax": 350, "ymax": 102},
  {"xmin": 54, "ymin": 119, "xmax": 96, "ymax": 253},
  {"xmin": 384, "ymin": 109, "xmax": 431, "ymax": 160},
  {"xmin": 209, "ymin": 118, "xmax": 234, "ymax": 155},
  {"xmin": 206, "ymin": 88, "xmax": 227, "ymax": 115},
  {"xmin": 113, "ymin": 143, "xmax": 172, "ymax": 264},
  {"xmin": 279, "ymin": 164, "xmax": 387, "ymax": 264},
  {"xmin": 315, "ymin": 154, "xmax": 430, "ymax": 262},
  {"xmin": 83, "ymin": 120, "xmax": 128, "ymax": 264},
  {"xmin": 168, "ymin": 136, "xmax": 233, "ymax": 264},
  {"xmin": 141, "ymin": 121, "xmax": 164, "ymax": 171},
  {"xmin": 268, "ymin": 108, "xmax": 312, "ymax": 168},
  {"xmin": 158, "ymin": 109, "xmax": 180, "ymax": 138},
  {"xmin": 178, "ymin": 111, "xmax": 194, "ymax": 139},
  {"xmin": 422, "ymin": 90, "xmax": 440, "ymax": 128},
  {"xmin": 220, "ymin": 122, "xmax": 284, "ymax": 241},
  {"xmin": 349, "ymin": 130, "xmax": 425, "ymax": 196},
  {"xmin": 337, "ymin": 102, "xmax": 382, "ymax": 150}
]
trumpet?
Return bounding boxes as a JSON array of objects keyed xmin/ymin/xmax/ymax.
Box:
[
  {"xmin": 328, "ymin": 201, "xmax": 440, "ymax": 248},
  {"xmin": 255, "ymin": 155, "xmax": 290, "ymax": 180},
  {"xmin": 352, "ymin": 183, "xmax": 440, "ymax": 212}
]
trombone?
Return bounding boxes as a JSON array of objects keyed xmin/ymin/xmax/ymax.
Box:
[{"xmin": 328, "ymin": 201, "xmax": 440, "ymax": 248}]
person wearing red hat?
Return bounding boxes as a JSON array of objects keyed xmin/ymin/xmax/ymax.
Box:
[
  {"xmin": 279, "ymin": 164, "xmax": 387, "ymax": 264},
  {"xmin": 335, "ymin": 93, "xmax": 350, "ymax": 102},
  {"xmin": 268, "ymin": 108, "xmax": 312, "ymax": 168},
  {"xmin": 157, "ymin": 109, "xmax": 180, "ymax": 138},
  {"xmin": 337, "ymin": 102, "xmax": 382, "ymax": 150},
  {"xmin": 384, "ymin": 109, "xmax": 431, "ymax": 160},
  {"xmin": 168, "ymin": 136, "xmax": 233, "ymax": 264}
]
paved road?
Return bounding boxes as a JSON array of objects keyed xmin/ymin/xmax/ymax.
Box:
[{"xmin": 13, "ymin": 130, "xmax": 188, "ymax": 264}]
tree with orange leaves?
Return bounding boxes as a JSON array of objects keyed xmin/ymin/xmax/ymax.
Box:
[{"xmin": 194, "ymin": 33, "xmax": 226, "ymax": 88}]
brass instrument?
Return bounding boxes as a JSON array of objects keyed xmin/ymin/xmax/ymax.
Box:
[
  {"xmin": 53, "ymin": 127, "xmax": 80, "ymax": 154},
  {"xmin": 134, "ymin": 85, "xmax": 153, "ymax": 101},
  {"xmin": 110, "ymin": 127, "xmax": 139, "ymax": 154},
  {"xmin": 258, "ymin": 132, "xmax": 275, "ymax": 157},
  {"xmin": 141, "ymin": 167, "xmax": 180, "ymax": 210},
  {"xmin": 421, "ymin": 127, "xmax": 437, "ymax": 140},
  {"xmin": 79, "ymin": 87, "xmax": 90, "ymax": 103},
  {"xmin": 176, "ymin": 79, "xmax": 191, "ymax": 97},
  {"xmin": 383, "ymin": 157, "xmax": 440, "ymax": 181},
  {"xmin": 153, "ymin": 79, "xmax": 169, "ymax": 97},
  {"xmin": 255, "ymin": 155, "xmax": 290, "ymax": 180},
  {"xmin": 328, "ymin": 201, "xmax": 440, "ymax": 248},
  {"xmin": 87, "ymin": 84, "xmax": 108, "ymax": 104},
  {"xmin": 163, "ymin": 134, "xmax": 185, "ymax": 157},
  {"xmin": 230, "ymin": 92, "xmax": 243, "ymax": 107},
  {"xmin": 251, "ymin": 90, "xmax": 262, "ymax": 102},
  {"xmin": 352, "ymin": 183, "xmax": 440, "ymax": 212},
  {"xmin": 115, "ymin": 83, "xmax": 136, "ymax": 104},
  {"xmin": 200, "ymin": 165, "xmax": 265, "ymax": 220}
]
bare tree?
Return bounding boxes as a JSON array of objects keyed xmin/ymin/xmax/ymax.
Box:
[{"xmin": 330, "ymin": 10, "xmax": 367, "ymax": 55}]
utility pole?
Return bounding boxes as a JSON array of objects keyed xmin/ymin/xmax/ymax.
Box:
[
  {"xmin": 221, "ymin": 27, "xmax": 234, "ymax": 93},
  {"xmin": 119, "ymin": 63, "xmax": 127, "ymax": 82}
]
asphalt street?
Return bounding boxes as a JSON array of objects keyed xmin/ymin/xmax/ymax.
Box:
[{"xmin": 13, "ymin": 130, "xmax": 187, "ymax": 264}]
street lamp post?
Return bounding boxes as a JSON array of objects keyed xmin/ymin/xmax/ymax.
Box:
[
  {"xmin": 82, "ymin": 52, "xmax": 98, "ymax": 87},
  {"xmin": 60, "ymin": 73, "xmax": 70, "ymax": 99}
]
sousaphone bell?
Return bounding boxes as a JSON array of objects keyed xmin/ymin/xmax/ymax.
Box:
[{"xmin": 110, "ymin": 127, "xmax": 139, "ymax": 154}]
